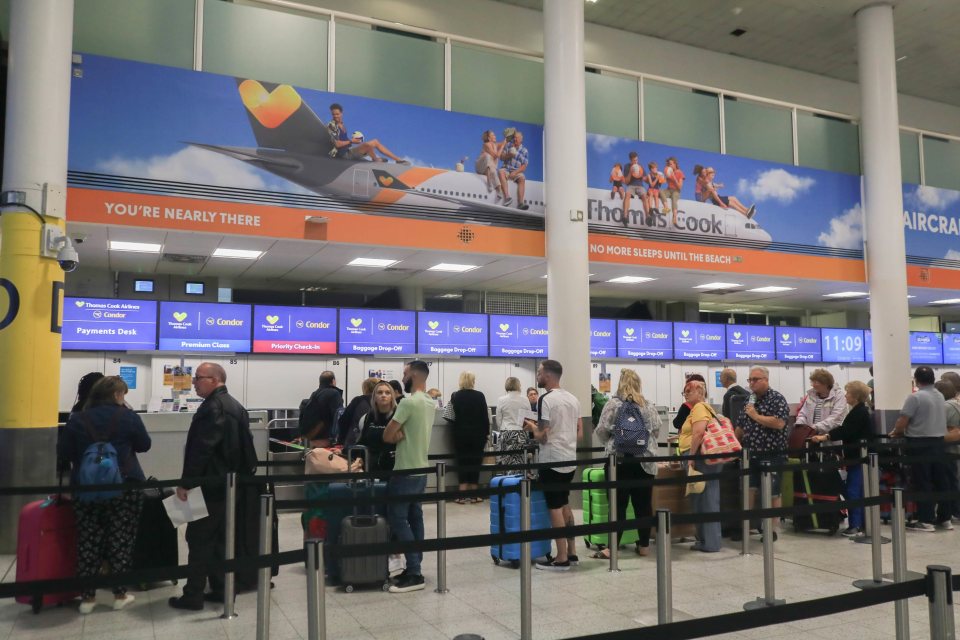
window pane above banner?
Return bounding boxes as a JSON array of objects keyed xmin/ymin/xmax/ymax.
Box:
[
  {"xmin": 723, "ymin": 97, "xmax": 792, "ymax": 165},
  {"xmin": 335, "ymin": 24, "xmax": 443, "ymax": 109},
  {"xmin": 74, "ymin": 0, "xmax": 195, "ymax": 69},
  {"xmin": 796, "ymin": 112, "xmax": 861, "ymax": 175},
  {"xmin": 643, "ymin": 81, "xmax": 720, "ymax": 153},
  {"xmin": 586, "ymin": 72, "xmax": 639, "ymax": 140},
  {"xmin": 922, "ymin": 135, "xmax": 960, "ymax": 191},
  {"xmin": 451, "ymin": 44, "xmax": 544, "ymax": 124},
  {"xmin": 900, "ymin": 130, "xmax": 921, "ymax": 185},
  {"xmin": 202, "ymin": 0, "xmax": 327, "ymax": 92}
]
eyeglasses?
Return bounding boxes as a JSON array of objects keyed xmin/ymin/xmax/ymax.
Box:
[
  {"xmin": 747, "ymin": 377, "xmax": 766, "ymax": 383},
  {"xmin": 192, "ymin": 375, "xmax": 215, "ymax": 382}
]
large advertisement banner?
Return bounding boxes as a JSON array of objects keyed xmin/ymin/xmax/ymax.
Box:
[{"xmin": 66, "ymin": 55, "xmax": 960, "ymax": 282}]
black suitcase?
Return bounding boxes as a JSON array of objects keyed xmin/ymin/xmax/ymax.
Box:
[
  {"xmin": 338, "ymin": 446, "xmax": 390, "ymax": 593},
  {"xmin": 792, "ymin": 446, "xmax": 845, "ymax": 535},
  {"xmin": 132, "ymin": 486, "xmax": 179, "ymax": 588}
]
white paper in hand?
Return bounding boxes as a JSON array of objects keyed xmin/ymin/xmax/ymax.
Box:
[{"xmin": 163, "ymin": 488, "xmax": 209, "ymax": 527}]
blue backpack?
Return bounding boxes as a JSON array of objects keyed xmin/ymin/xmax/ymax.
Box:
[
  {"xmin": 611, "ymin": 399, "xmax": 650, "ymax": 456},
  {"xmin": 75, "ymin": 412, "xmax": 125, "ymax": 502}
]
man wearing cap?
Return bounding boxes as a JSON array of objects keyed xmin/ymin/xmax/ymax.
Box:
[
  {"xmin": 498, "ymin": 130, "xmax": 530, "ymax": 210},
  {"xmin": 327, "ymin": 102, "xmax": 409, "ymax": 164}
]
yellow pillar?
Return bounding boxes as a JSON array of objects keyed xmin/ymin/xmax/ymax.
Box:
[{"xmin": 0, "ymin": 211, "xmax": 64, "ymax": 430}]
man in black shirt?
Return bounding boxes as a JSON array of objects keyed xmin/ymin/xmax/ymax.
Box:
[
  {"xmin": 301, "ymin": 371, "xmax": 344, "ymax": 448},
  {"xmin": 720, "ymin": 368, "xmax": 749, "ymax": 420}
]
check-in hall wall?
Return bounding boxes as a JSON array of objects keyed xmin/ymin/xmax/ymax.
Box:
[{"xmin": 62, "ymin": 352, "xmax": 884, "ymax": 419}]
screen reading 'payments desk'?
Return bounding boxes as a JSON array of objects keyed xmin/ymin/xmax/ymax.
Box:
[{"xmin": 62, "ymin": 297, "xmax": 157, "ymax": 351}]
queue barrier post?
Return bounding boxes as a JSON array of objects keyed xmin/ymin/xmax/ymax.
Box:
[
  {"xmin": 608, "ymin": 452, "xmax": 620, "ymax": 573},
  {"xmin": 925, "ymin": 565, "xmax": 955, "ymax": 640},
  {"xmin": 891, "ymin": 488, "xmax": 910, "ymax": 640},
  {"xmin": 855, "ymin": 450, "xmax": 890, "ymax": 548},
  {"xmin": 854, "ymin": 453, "xmax": 889, "ymax": 589},
  {"xmin": 519, "ymin": 478, "xmax": 532, "ymax": 640},
  {"xmin": 435, "ymin": 461, "xmax": 449, "ymax": 594},
  {"xmin": 304, "ymin": 538, "xmax": 327, "ymax": 640},
  {"xmin": 740, "ymin": 449, "xmax": 750, "ymax": 556},
  {"xmin": 656, "ymin": 508, "xmax": 672, "ymax": 625},
  {"xmin": 221, "ymin": 472, "xmax": 238, "ymax": 620},
  {"xmin": 256, "ymin": 494, "xmax": 274, "ymax": 640},
  {"xmin": 860, "ymin": 441, "xmax": 871, "ymax": 538},
  {"xmin": 744, "ymin": 461, "xmax": 785, "ymax": 610}
]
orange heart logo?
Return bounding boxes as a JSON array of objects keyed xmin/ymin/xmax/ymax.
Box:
[
  {"xmin": 238, "ymin": 79, "xmax": 302, "ymax": 129},
  {"xmin": 378, "ymin": 175, "xmax": 394, "ymax": 187}
]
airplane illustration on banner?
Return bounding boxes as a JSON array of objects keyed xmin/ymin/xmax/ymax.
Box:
[{"xmin": 189, "ymin": 79, "xmax": 772, "ymax": 246}]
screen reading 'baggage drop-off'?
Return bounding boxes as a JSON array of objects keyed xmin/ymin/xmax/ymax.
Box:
[{"xmin": 338, "ymin": 309, "xmax": 416, "ymax": 355}]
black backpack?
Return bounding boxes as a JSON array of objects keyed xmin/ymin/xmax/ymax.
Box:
[{"xmin": 298, "ymin": 391, "xmax": 324, "ymax": 437}]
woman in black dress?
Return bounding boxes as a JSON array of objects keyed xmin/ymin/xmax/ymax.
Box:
[{"xmin": 447, "ymin": 371, "xmax": 490, "ymax": 502}]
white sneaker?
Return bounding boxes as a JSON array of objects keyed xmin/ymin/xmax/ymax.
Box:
[
  {"xmin": 79, "ymin": 600, "xmax": 97, "ymax": 615},
  {"xmin": 936, "ymin": 520, "xmax": 954, "ymax": 531},
  {"xmin": 906, "ymin": 521, "xmax": 935, "ymax": 533},
  {"xmin": 112, "ymin": 594, "xmax": 135, "ymax": 610}
]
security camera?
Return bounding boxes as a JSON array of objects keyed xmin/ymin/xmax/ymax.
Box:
[
  {"xmin": 57, "ymin": 237, "xmax": 79, "ymax": 272},
  {"xmin": 41, "ymin": 225, "xmax": 80, "ymax": 272}
]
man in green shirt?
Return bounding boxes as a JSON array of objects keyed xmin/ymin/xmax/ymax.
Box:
[{"xmin": 383, "ymin": 360, "xmax": 435, "ymax": 593}]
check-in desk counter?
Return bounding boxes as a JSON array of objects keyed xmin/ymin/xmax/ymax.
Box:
[
  {"xmin": 136, "ymin": 410, "xmax": 268, "ymax": 483},
  {"xmin": 427, "ymin": 414, "xmax": 495, "ymax": 491}
]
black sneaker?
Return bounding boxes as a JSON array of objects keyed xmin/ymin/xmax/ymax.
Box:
[
  {"xmin": 567, "ymin": 555, "xmax": 580, "ymax": 566},
  {"xmin": 841, "ymin": 527, "xmax": 863, "ymax": 538},
  {"xmin": 760, "ymin": 531, "xmax": 778, "ymax": 543},
  {"xmin": 518, "ymin": 202, "xmax": 530, "ymax": 211},
  {"xmin": 388, "ymin": 573, "xmax": 425, "ymax": 593},
  {"xmin": 168, "ymin": 596, "xmax": 204, "ymax": 611},
  {"xmin": 535, "ymin": 559, "xmax": 570, "ymax": 572}
]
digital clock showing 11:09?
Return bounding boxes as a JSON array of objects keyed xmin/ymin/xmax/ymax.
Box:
[{"xmin": 820, "ymin": 328, "xmax": 865, "ymax": 362}]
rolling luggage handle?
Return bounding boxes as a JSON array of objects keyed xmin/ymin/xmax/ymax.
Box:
[{"xmin": 345, "ymin": 445, "xmax": 376, "ymax": 523}]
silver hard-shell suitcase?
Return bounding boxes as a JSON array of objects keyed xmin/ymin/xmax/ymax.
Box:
[{"xmin": 339, "ymin": 445, "xmax": 391, "ymax": 592}]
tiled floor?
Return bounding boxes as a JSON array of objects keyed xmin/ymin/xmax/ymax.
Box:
[{"xmin": 1, "ymin": 503, "xmax": 957, "ymax": 640}]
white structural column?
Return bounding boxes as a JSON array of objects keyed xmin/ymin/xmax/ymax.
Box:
[
  {"xmin": 543, "ymin": 0, "xmax": 591, "ymax": 414},
  {"xmin": 856, "ymin": 3, "xmax": 911, "ymax": 417}
]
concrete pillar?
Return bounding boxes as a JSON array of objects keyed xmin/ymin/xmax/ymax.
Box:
[
  {"xmin": 855, "ymin": 2, "xmax": 912, "ymax": 423},
  {"xmin": 0, "ymin": 0, "xmax": 74, "ymax": 552},
  {"xmin": 543, "ymin": 0, "xmax": 591, "ymax": 416}
]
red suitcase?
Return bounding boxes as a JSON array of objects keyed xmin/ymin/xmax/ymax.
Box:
[{"xmin": 16, "ymin": 497, "xmax": 79, "ymax": 613}]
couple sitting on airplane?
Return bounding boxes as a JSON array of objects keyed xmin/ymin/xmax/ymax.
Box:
[
  {"xmin": 694, "ymin": 165, "xmax": 755, "ymax": 219},
  {"xmin": 475, "ymin": 127, "xmax": 529, "ymax": 210},
  {"xmin": 327, "ymin": 102, "xmax": 410, "ymax": 165}
]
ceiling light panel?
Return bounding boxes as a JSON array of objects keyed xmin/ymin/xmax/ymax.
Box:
[
  {"xmin": 606, "ymin": 276, "xmax": 655, "ymax": 284},
  {"xmin": 823, "ymin": 291, "xmax": 868, "ymax": 298},
  {"xmin": 347, "ymin": 257, "xmax": 399, "ymax": 268},
  {"xmin": 428, "ymin": 263, "xmax": 478, "ymax": 273},
  {"xmin": 930, "ymin": 298, "xmax": 960, "ymax": 305},
  {"xmin": 746, "ymin": 286, "xmax": 796, "ymax": 293},
  {"xmin": 694, "ymin": 282, "xmax": 742, "ymax": 290},
  {"xmin": 109, "ymin": 241, "xmax": 162, "ymax": 253},
  {"xmin": 212, "ymin": 248, "xmax": 262, "ymax": 259}
]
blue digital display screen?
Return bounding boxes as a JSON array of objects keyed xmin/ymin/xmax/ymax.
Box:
[
  {"xmin": 617, "ymin": 321, "xmax": 673, "ymax": 359},
  {"xmin": 590, "ymin": 319, "xmax": 617, "ymax": 358},
  {"xmin": 673, "ymin": 322, "xmax": 725, "ymax": 360},
  {"xmin": 489, "ymin": 314, "xmax": 548, "ymax": 358},
  {"xmin": 725, "ymin": 325, "xmax": 775, "ymax": 361},
  {"xmin": 943, "ymin": 333, "xmax": 960, "ymax": 365},
  {"xmin": 158, "ymin": 301, "xmax": 251, "ymax": 352},
  {"xmin": 775, "ymin": 327, "xmax": 822, "ymax": 362},
  {"xmin": 62, "ymin": 297, "xmax": 157, "ymax": 351},
  {"xmin": 252, "ymin": 305, "xmax": 337, "ymax": 354},
  {"xmin": 417, "ymin": 312, "xmax": 488, "ymax": 356},
  {"xmin": 909, "ymin": 332, "xmax": 943, "ymax": 364},
  {"xmin": 865, "ymin": 329, "xmax": 873, "ymax": 362},
  {"xmin": 821, "ymin": 328, "xmax": 865, "ymax": 362},
  {"xmin": 338, "ymin": 308, "xmax": 416, "ymax": 355}
]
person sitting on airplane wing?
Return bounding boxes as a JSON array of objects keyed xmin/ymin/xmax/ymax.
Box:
[
  {"xmin": 701, "ymin": 167, "xmax": 755, "ymax": 219},
  {"xmin": 327, "ymin": 102, "xmax": 410, "ymax": 165}
]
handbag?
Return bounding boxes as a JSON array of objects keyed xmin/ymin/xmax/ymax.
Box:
[
  {"xmin": 700, "ymin": 405, "xmax": 742, "ymax": 465},
  {"xmin": 441, "ymin": 401, "xmax": 456, "ymax": 423},
  {"xmin": 304, "ymin": 448, "xmax": 362, "ymax": 475},
  {"xmin": 684, "ymin": 468, "xmax": 705, "ymax": 496}
]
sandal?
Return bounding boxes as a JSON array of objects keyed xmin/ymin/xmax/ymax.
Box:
[
  {"xmin": 472, "ymin": 497, "xmax": 484, "ymax": 504},
  {"xmin": 589, "ymin": 550, "xmax": 610, "ymax": 560},
  {"xmin": 453, "ymin": 498, "xmax": 468, "ymax": 505}
]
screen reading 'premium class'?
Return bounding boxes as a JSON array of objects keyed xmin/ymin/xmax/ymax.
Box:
[{"xmin": 158, "ymin": 301, "xmax": 251, "ymax": 352}]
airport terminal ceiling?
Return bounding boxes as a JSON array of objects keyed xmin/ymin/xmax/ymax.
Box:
[
  {"xmin": 493, "ymin": 0, "xmax": 960, "ymax": 108},
  {"xmin": 65, "ymin": 223, "xmax": 959, "ymax": 321}
]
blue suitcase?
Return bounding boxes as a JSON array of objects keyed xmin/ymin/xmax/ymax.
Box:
[{"xmin": 489, "ymin": 476, "xmax": 552, "ymax": 567}]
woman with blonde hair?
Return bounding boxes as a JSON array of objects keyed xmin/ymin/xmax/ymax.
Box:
[
  {"xmin": 678, "ymin": 378, "xmax": 722, "ymax": 552},
  {"xmin": 446, "ymin": 371, "xmax": 490, "ymax": 502},
  {"xmin": 475, "ymin": 130, "xmax": 506, "ymax": 197},
  {"xmin": 495, "ymin": 376, "xmax": 530, "ymax": 473},
  {"xmin": 593, "ymin": 368, "xmax": 661, "ymax": 557}
]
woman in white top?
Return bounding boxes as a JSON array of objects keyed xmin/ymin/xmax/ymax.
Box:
[{"xmin": 495, "ymin": 377, "xmax": 531, "ymax": 473}]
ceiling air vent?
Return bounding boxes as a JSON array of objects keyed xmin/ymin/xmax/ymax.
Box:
[{"xmin": 161, "ymin": 253, "xmax": 208, "ymax": 265}]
